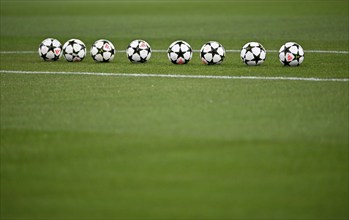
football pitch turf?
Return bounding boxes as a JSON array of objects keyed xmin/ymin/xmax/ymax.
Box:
[{"xmin": 1, "ymin": 0, "xmax": 348, "ymax": 219}]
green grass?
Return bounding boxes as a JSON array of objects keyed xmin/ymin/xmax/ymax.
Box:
[{"xmin": 1, "ymin": 0, "xmax": 348, "ymax": 219}]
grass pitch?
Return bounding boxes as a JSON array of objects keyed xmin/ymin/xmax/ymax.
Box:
[{"xmin": 1, "ymin": 0, "xmax": 348, "ymax": 219}]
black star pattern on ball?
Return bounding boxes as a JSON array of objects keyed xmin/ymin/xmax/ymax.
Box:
[
  {"xmin": 294, "ymin": 48, "xmax": 303, "ymax": 66},
  {"xmin": 245, "ymin": 44, "xmax": 253, "ymax": 53},
  {"xmin": 92, "ymin": 41, "xmax": 114, "ymax": 62},
  {"xmin": 77, "ymin": 43, "xmax": 86, "ymax": 53},
  {"xmin": 200, "ymin": 51, "xmax": 207, "ymax": 61},
  {"xmin": 170, "ymin": 42, "xmax": 191, "ymax": 64},
  {"xmin": 140, "ymin": 43, "xmax": 151, "ymax": 63},
  {"xmin": 47, "ymin": 40, "xmax": 55, "ymax": 53},
  {"xmin": 40, "ymin": 41, "xmax": 60, "ymax": 61},
  {"xmin": 128, "ymin": 41, "xmax": 150, "ymax": 63},
  {"xmin": 40, "ymin": 47, "xmax": 48, "ymax": 60},
  {"xmin": 63, "ymin": 40, "xmax": 86, "ymax": 62},
  {"xmin": 250, "ymin": 52, "xmax": 262, "ymax": 65},
  {"xmin": 294, "ymin": 50, "xmax": 302, "ymax": 65},
  {"xmin": 98, "ymin": 47, "xmax": 104, "ymax": 54},
  {"xmin": 68, "ymin": 40, "xmax": 75, "ymax": 49},
  {"xmin": 280, "ymin": 45, "xmax": 291, "ymax": 54},
  {"xmin": 63, "ymin": 42, "xmax": 74, "ymax": 56},
  {"xmin": 200, "ymin": 43, "xmax": 222, "ymax": 65},
  {"xmin": 127, "ymin": 45, "xmax": 136, "ymax": 61},
  {"xmin": 280, "ymin": 46, "xmax": 292, "ymax": 66}
]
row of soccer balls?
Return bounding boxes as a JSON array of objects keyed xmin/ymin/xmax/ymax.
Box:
[{"xmin": 38, "ymin": 38, "xmax": 305, "ymax": 66}]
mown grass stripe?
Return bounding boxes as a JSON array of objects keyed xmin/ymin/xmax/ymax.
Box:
[{"xmin": 1, "ymin": 70, "xmax": 348, "ymax": 82}]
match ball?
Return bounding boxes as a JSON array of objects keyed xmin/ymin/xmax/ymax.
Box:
[
  {"xmin": 200, "ymin": 41, "xmax": 225, "ymax": 65},
  {"xmin": 38, "ymin": 38, "xmax": 62, "ymax": 61},
  {"xmin": 167, "ymin": 40, "xmax": 193, "ymax": 64},
  {"xmin": 126, "ymin": 40, "xmax": 152, "ymax": 63},
  {"xmin": 62, "ymin": 39, "xmax": 86, "ymax": 62},
  {"xmin": 279, "ymin": 42, "xmax": 304, "ymax": 66},
  {"xmin": 90, "ymin": 39, "xmax": 115, "ymax": 62},
  {"xmin": 240, "ymin": 42, "xmax": 266, "ymax": 66}
]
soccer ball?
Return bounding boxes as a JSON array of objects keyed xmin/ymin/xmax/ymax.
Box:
[
  {"xmin": 62, "ymin": 39, "xmax": 86, "ymax": 62},
  {"xmin": 279, "ymin": 42, "xmax": 304, "ymax": 66},
  {"xmin": 126, "ymin": 40, "xmax": 152, "ymax": 63},
  {"xmin": 200, "ymin": 41, "xmax": 225, "ymax": 65},
  {"xmin": 90, "ymin": 39, "xmax": 115, "ymax": 62},
  {"xmin": 167, "ymin": 40, "xmax": 193, "ymax": 64},
  {"xmin": 240, "ymin": 42, "xmax": 266, "ymax": 66},
  {"xmin": 38, "ymin": 38, "xmax": 62, "ymax": 61}
]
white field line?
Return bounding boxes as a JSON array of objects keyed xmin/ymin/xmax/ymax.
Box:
[
  {"xmin": 1, "ymin": 70, "xmax": 348, "ymax": 82},
  {"xmin": 0, "ymin": 50, "xmax": 348, "ymax": 54}
]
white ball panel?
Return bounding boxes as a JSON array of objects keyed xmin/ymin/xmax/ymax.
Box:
[
  {"xmin": 285, "ymin": 42, "xmax": 295, "ymax": 48},
  {"xmin": 289, "ymin": 46, "xmax": 298, "ymax": 54},
  {"xmin": 132, "ymin": 53, "xmax": 140, "ymax": 61},
  {"xmin": 65, "ymin": 45, "xmax": 73, "ymax": 53},
  {"xmin": 172, "ymin": 44, "xmax": 180, "ymax": 52},
  {"xmin": 257, "ymin": 59, "xmax": 264, "ymax": 65},
  {"xmin": 252, "ymin": 47, "xmax": 260, "ymax": 55},
  {"xmin": 139, "ymin": 50, "xmax": 148, "ymax": 59},
  {"xmin": 95, "ymin": 41, "xmax": 103, "ymax": 48},
  {"xmin": 73, "ymin": 44, "xmax": 82, "ymax": 52},
  {"xmin": 181, "ymin": 44, "xmax": 189, "ymax": 52},
  {"xmin": 210, "ymin": 42, "xmax": 219, "ymax": 49},
  {"xmin": 289, "ymin": 60, "xmax": 299, "ymax": 66},
  {"xmin": 245, "ymin": 51, "xmax": 254, "ymax": 61},
  {"xmin": 78, "ymin": 50, "xmax": 85, "ymax": 58},
  {"xmin": 279, "ymin": 53, "xmax": 285, "ymax": 61},
  {"xmin": 127, "ymin": 48, "xmax": 135, "ymax": 56},
  {"xmin": 260, "ymin": 51, "xmax": 266, "ymax": 59},
  {"xmin": 90, "ymin": 47, "xmax": 98, "ymax": 56},
  {"xmin": 103, "ymin": 52, "xmax": 111, "ymax": 60},
  {"xmin": 43, "ymin": 39, "xmax": 52, "ymax": 46},
  {"xmin": 65, "ymin": 54, "xmax": 73, "ymax": 61},
  {"xmin": 247, "ymin": 61, "xmax": 256, "ymax": 66},
  {"xmin": 95, "ymin": 54, "xmax": 103, "ymax": 61},
  {"xmin": 146, "ymin": 52, "xmax": 151, "ymax": 60},
  {"xmin": 204, "ymin": 53, "xmax": 213, "ymax": 62},
  {"xmin": 52, "ymin": 40, "xmax": 61, "ymax": 47},
  {"xmin": 130, "ymin": 40, "xmax": 138, "ymax": 48},
  {"xmin": 46, "ymin": 51, "xmax": 54, "ymax": 59},
  {"xmin": 299, "ymin": 47, "xmax": 304, "ymax": 56},
  {"xmin": 170, "ymin": 52, "xmax": 178, "ymax": 61},
  {"xmin": 299, "ymin": 56, "xmax": 304, "ymax": 64},
  {"xmin": 41, "ymin": 46, "xmax": 48, "ymax": 54},
  {"xmin": 212, "ymin": 54, "xmax": 221, "ymax": 63},
  {"xmin": 217, "ymin": 47, "xmax": 224, "ymax": 56},
  {"xmin": 183, "ymin": 52, "xmax": 191, "ymax": 60},
  {"xmin": 203, "ymin": 45, "xmax": 211, "ymax": 53}
]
